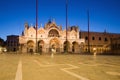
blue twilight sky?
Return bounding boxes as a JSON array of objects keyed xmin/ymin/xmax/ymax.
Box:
[{"xmin": 0, "ymin": 0, "xmax": 120, "ymax": 40}]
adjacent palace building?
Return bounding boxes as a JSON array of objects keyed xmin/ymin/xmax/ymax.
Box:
[{"xmin": 6, "ymin": 20, "xmax": 120, "ymax": 54}]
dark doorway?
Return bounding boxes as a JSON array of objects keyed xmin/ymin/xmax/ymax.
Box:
[
  {"xmin": 13, "ymin": 48, "xmax": 16, "ymax": 52},
  {"xmin": 29, "ymin": 49, "xmax": 33, "ymax": 54},
  {"xmin": 38, "ymin": 45, "xmax": 42, "ymax": 54}
]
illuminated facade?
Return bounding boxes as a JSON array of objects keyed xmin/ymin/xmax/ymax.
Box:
[
  {"xmin": 6, "ymin": 20, "xmax": 120, "ymax": 54},
  {"xmin": 80, "ymin": 31, "xmax": 120, "ymax": 54},
  {"xmin": 19, "ymin": 21, "xmax": 85, "ymax": 54},
  {"xmin": 110, "ymin": 37, "xmax": 120, "ymax": 54}
]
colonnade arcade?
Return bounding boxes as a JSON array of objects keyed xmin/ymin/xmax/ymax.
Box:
[{"xmin": 26, "ymin": 39, "xmax": 81, "ymax": 54}]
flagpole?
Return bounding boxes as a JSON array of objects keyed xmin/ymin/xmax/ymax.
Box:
[
  {"xmin": 87, "ymin": 10, "xmax": 90, "ymax": 53},
  {"xmin": 36, "ymin": 0, "xmax": 38, "ymax": 53},
  {"xmin": 66, "ymin": 0, "xmax": 68, "ymax": 53}
]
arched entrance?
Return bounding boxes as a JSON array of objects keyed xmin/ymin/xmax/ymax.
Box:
[
  {"xmin": 64, "ymin": 41, "xmax": 70, "ymax": 52},
  {"xmin": 49, "ymin": 38, "xmax": 60, "ymax": 53},
  {"xmin": 72, "ymin": 42, "xmax": 79, "ymax": 53},
  {"xmin": 38, "ymin": 40, "xmax": 44, "ymax": 54},
  {"xmin": 27, "ymin": 40, "xmax": 35, "ymax": 53}
]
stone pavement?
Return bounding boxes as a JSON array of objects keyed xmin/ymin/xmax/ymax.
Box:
[{"xmin": 0, "ymin": 54, "xmax": 120, "ymax": 80}]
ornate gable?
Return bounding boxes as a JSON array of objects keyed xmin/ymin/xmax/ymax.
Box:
[
  {"xmin": 44, "ymin": 21, "xmax": 59, "ymax": 30},
  {"xmin": 38, "ymin": 27, "xmax": 45, "ymax": 34},
  {"xmin": 28, "ymin": 27, "xmax": 36, "ymax": 33}
]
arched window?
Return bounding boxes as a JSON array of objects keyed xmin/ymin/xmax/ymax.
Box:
[
  {"xmin": 99, "ymin": 37, "xmax": 101, "ymax": 41},
  {"xmin": 48, "ymin": 29, "xmax": 59, "ymax": 37},
  {"xmin": 105, "ymin": 38, "xmax": 108, "ymax": 42},
  {"xmin": 85, "ymin": 36, "xmax": 88, "ymax": 40},
  {"xmin": 92, "ymin": 37, "xmax": 95, "ymax": 40}
]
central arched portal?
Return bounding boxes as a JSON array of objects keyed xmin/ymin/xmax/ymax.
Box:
[
  {"xmin": 38, "ymin": 40, "xmax": 44, "ymax": 54},
  {"xmin": 49, "ymin": 38, "xmax": 60, "ymax": 53}
]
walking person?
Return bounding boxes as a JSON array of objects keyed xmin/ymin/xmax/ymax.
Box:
[{"xmin": 51, "ymin": 47, "xmax": 56, "ymax": 58}]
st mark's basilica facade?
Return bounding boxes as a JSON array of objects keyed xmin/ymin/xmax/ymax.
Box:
[{"xmin": 19, "ymin": 20, "xmax": 84, "ymax": 54}]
